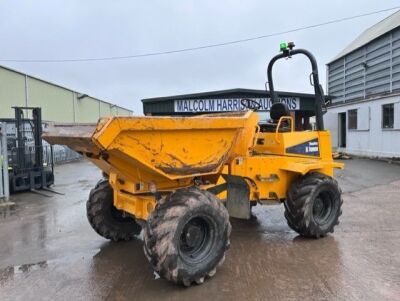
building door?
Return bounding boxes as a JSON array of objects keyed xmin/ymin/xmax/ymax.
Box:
[{"xmin": 338, "ymin": 112, "xmax": 346, "ymax": 148}]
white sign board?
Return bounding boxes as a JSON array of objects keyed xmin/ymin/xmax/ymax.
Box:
[{"xmin": 174, "ymin": 97, "xmax": 300, "ymax": 113}]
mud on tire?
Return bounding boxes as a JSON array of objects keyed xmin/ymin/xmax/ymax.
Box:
[
  {"xmin": 284, "ymin": 173, "xmax": 343, "ymax": 238},
  {"xmin": 143, "ymin": 187, "xmax": 231, "ymax": 286},
  {"xmin": 87, "ymin": 179, "xmax": 142, "ymax": 241}
]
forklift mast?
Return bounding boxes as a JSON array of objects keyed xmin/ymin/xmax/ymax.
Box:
[
  {"xmin": 10, "ymin": 107, "xmax": 54, "ymax": 192},
  {"xmin": 15, "ymin": 107, "xmax": 44, "ymax": 172}
]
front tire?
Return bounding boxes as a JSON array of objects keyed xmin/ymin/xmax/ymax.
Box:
[
  {"xmin": 87, "ymin": 179, "xmax": 142, "ymax": 241},
  {"xmin": 284, "ymin": 173, "xmax": 343, "ymax": 238},
  {"xmin": 143, "ymin": 187, "xmax": 231, "ymax": 286}
]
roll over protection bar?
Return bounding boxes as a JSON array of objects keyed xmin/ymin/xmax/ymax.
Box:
[{"xmin": 267, "ymin": 46, "xmax": 325, "ymax": 131}]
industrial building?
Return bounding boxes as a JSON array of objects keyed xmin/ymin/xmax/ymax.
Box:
[
  {"xmin": 325, "ymin": 11, "xmax": 400, "ymax": 158},
  {"xmin": 0, "ymin": 65, "xmax": 132, "ymax": 122},
  {"xmin": 0, "ymin": 64, "xmax": 132, "ymax": 200},
  {"xmin": 142, "ymin": 88, "xmax": 319, "ymax": 130}
]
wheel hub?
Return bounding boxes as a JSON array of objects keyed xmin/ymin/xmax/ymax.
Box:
[
  {"xmin": 314, "ymin": 198, "xmax": 324, "ymax": 215},
  {"xmin": 180, "ymin": 216, "xmax": 212, "ymax": 262},
  {"xmin": 184, "ymin": 224, "xmax": 202, "ymax": 248},
  {"xmin": 312, "ymin": 193, "xmax": 333, "ymax": 225}
]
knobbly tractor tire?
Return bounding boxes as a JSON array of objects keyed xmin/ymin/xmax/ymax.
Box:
[
  {"xmin": 87, "ymin": 179, "xmax": 142, "ymax": 241},
  {"xmin": 143, "ymin": 187, "xmax": 231, "ymax": 286},
  {"xmin": 284, "ymin": 173, "xmax": 343, "ymax": 238}
]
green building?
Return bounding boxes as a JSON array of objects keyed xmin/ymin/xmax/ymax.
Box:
[{"xmin": 0, "ymin": 65, "xmax": 132, "ymax": 122}]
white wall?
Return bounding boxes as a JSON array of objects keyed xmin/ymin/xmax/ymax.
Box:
[{"xmin": 324, "ymin": 95, "xmax": 400, "ymax": 158}]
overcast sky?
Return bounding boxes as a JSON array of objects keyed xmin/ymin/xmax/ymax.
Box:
[{"xmin": 0, "ymin": 1, "xmax": 399, "ymax": 114}]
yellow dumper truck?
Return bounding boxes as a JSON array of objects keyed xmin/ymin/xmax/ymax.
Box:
[{"xmin": 43, "ymin": 43, "xmax": 343, "ymax": 286}]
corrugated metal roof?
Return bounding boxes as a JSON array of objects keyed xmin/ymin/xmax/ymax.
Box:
[{"xmin": 328, "ymin": 10, "xmax": 400, "ymax": 64}]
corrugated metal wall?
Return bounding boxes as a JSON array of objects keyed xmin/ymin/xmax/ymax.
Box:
[
  {"xmin": 328, "ymin": 27, "xmax": 400, "ymax": 103},
  {"xmin": 0, "ymin": 66, "xmax": 132, "ymax": 122}
]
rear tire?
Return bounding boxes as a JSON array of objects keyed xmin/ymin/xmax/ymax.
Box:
[
  {"xmin": 284, "ymin": 173, "xmax": 343, "ymax": 238},
  {"xmin": 143, "ymin": 187, "xmax": 231, "ymax": 286},
  {"xmin": 87, "ymin": 179, "xmax": 142, "ymax": 241}
]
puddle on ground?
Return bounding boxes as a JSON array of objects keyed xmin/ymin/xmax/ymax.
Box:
[
  {"xmin": 0, "ymin": 248, "xmax": 101, "ymax": 283},
  {"xmin": 0, "ymin": 203, "xmax": 18, "ymax": 219},
  {"xmin": 0, "ymin": 261, "xmax": 48, "ymax": 284}
]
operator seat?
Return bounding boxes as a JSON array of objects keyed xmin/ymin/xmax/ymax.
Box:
[{"xmin": 259, "ymin": 102, "xmax": 291, "ymax": 132}]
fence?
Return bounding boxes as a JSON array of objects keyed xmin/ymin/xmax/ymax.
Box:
[
  {"xmin": 8, "ymin": 143, "xmax": 81, "ymax": 170},
  {"xmin": 2, "ymin": 120, "xmax": 81, "ymax": 166},
  {"xmin": 51, "ymin": 144, "xmax": 82, "ymax": 164},
  {"xmin": 0, "ymin": 123, "xmax": 10, "ymax": 201}
]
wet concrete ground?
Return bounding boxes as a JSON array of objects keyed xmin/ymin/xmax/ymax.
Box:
[{"xmin": 0, "ymin": 158, "xmax": 399, "ymax": 300}]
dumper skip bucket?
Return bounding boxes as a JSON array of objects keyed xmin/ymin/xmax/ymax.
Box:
[{"xmin": 43, "ymin": 111, "xmax": 259, "ymax": 181}]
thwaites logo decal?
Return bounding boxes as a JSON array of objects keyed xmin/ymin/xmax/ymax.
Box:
[{"xmin": 286, "ymin": 138, "xmax": 320, "ymax": 156}]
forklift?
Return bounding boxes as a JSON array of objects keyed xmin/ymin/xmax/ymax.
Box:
[{"xmin": 7, "ymin": 107, "xmax": 54, "ymax": 192}]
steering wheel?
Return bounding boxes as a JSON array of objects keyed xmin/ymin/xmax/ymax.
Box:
[{"xmin": 241, "ymin": 98, "xmax": 262, "ymax": 111}]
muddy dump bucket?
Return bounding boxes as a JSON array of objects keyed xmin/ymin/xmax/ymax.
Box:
[
  {"xmin": 43, "ymin": 112, "xmax": 259, "ymax": 180},
  {"xmin": 43, "ymin": 123, "xmax": 98, "ymax": 154}
]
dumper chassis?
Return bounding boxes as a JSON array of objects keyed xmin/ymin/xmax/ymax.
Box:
[{"xmin": 44, "ymin": 43, "xmax": 344, "ymax": 286}]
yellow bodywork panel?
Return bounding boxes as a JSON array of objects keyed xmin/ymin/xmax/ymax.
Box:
[
  {"xmin": 43, "ymin": 111, "xmax": 343, "ymax": 221},
  {"xmin": 230, "ymin": 155, "xmax": 343, "ymax": 202}
]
